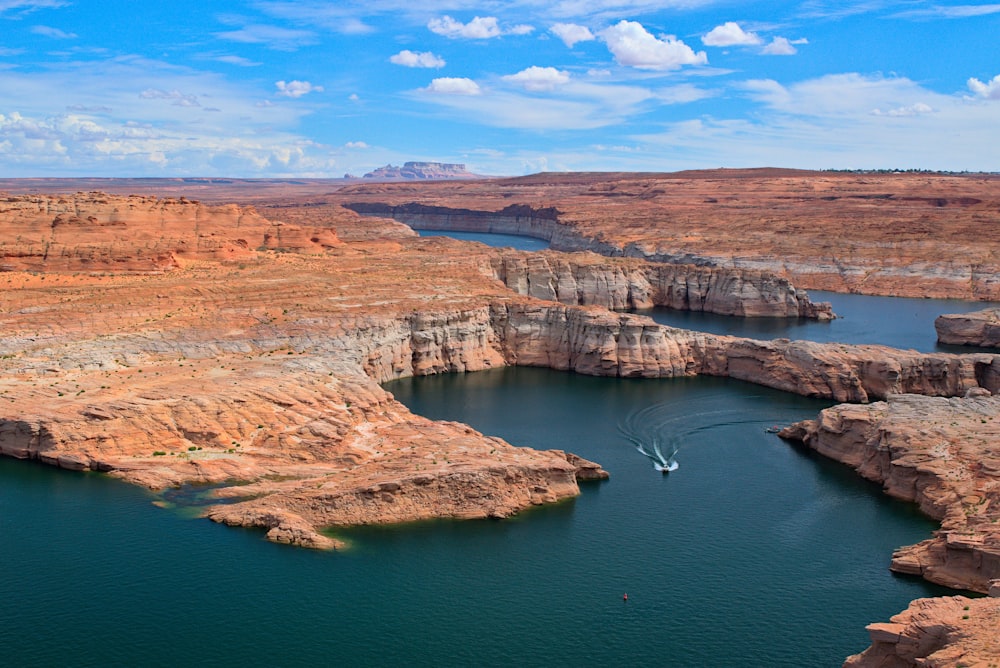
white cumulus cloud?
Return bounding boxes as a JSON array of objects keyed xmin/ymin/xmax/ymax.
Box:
[
  {"xmin": 551, "ymin": 23, "xmax": 595, "ymax": 47},
  {"xmin": 968, "ymin": 74, "xmax": 1000, "ymax": 100},
  {"xmin": 389, "ymin": 50, "xmax": 446, "ymax": 68},
  {"xmin": 762, "ymin": 36, "xmax": 799, "ymax": 55},
  {"xmin": 275, "ymin": 80, "xmax": 323, "ymax": 98},
  {"xmin": 427, "ymin": 15, "xmax": 532, "ymax": 39},
  {"xmin": 502, "ymin": 66, "xmax": 571, "ymax": 92},
  {"xmin": 601, "ymin": 20, "xmax": 707, "ymax": 71},
  {"xmin": 428, "ymin": 15, "xmax": 500, "ymax": 39},
  {"xmin": 424, "ymin": 77, "xmax": 481, "ymax": 95},
  {"xmin": 702, "ymin": 22, "xmax": 761, "ymax": 46}
]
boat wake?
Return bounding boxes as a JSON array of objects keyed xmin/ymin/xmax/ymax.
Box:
[{"xmin": 618, "ymin": 393, "xmax": 803, "ymax": 474}]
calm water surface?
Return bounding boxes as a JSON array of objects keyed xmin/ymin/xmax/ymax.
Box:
[
  {"xmin": 0, "ymin": 229, "xmax": 975, "ymax": 666},
  {"xmin": 647, "ymin": 290, "xmax": 999, "ymax": 353},
  {"xmin": 417, "ymin": 229, "xmax": 550, "ymax": 251}
]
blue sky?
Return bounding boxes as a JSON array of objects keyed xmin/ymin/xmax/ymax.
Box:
[{"xmin": 1, "ymin": 0, "xmax": 998, "ymax": 176}]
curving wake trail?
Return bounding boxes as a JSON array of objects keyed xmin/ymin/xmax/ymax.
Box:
[{"xmin": 618, "ymin": 392, "xmax": 806, "ymax": 474}]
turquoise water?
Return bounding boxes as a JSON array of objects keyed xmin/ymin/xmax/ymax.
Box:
[{"xmin": 417, "ymin": 229, "xmax": 550, "ymax": 251}]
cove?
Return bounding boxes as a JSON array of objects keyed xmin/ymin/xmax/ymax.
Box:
[
  {"xmin": 0, "ymin": 373, "xmax": 951, "ymax": 667},
  {"xmin": 417, "ymin": 228, "xmax": 550, "ymax": 251}
]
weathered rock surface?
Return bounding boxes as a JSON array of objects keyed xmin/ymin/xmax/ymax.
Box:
[
  {"xmin": 844, "ymin": 595, "xmax": 1000, "ymax": 667},
  {"xmin": 0, "ymin": 192, "xmax": 341, "ymax": 273},
  {"xmin": 782, "ymin": 394, "xmax": 1000, "ymax": 593},
  {"xmin": 488, "ymin": 251, "xmax": 834, "ymax": 319},
  {"xmin": 936, "ymin": 308, "xmax": 1000, "ymax": 348},
  {"xmin": 3, "ymin": 181, "xmax": 1000, "ymax": 663},
  {"xmin": 338, "ymin": 169, "xmax": 1000, "ymax": 300}
]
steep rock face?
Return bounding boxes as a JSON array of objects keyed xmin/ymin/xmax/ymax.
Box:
[
  {"xmin": 0, "ymin": 192, "xmax": 341, "ymax": 272},
  {"xmin": 936, "ymin": 308, "xmax": 1000, "ymax": 348},
  {"xmin": 844, "ymin": 596, "xmax": 1000, "ymax": 667},
  {"xmin": 488, "ymin": 252, "xmax": 834, "ymax": 319},
  {"xmin": 782, "ymin": 394, "xmax": 1000, "ymax": 593}
]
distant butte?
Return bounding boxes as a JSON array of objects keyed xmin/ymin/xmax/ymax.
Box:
[{"xmin": 359, "ymin": 161, "xmax": 486, "ymax": 181}]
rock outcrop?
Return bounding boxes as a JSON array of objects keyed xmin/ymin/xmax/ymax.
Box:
[
  {"xmin": 337, "ymin": 170, "xmax": 1000, "ymax": 300},
  {"xmin": 0, "ymin": 192, "xmax": 341, "ymax": 273},
  {"xmin": 936, "ymin": 308, "xmax": 1000, "ymax": 348},
  {"xmin": 844, "ymin": 595, "xmax": 1000, "ymax": 667},
  {"xmin": 488, "ymin": 251, "xmax": 834, "ymax": 319},
  {"xmin": 781, "ymin": 394, "xmax": 1000, "ymax": 593}
]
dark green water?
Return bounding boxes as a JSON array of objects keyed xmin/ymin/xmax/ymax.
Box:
[
  {"xmin": 0, "ymin": 228, "xmax": 975, "ymax": 666},
  {"xmin": 1, "ymin": 371, "xmax": 951, "ymax": 667}
]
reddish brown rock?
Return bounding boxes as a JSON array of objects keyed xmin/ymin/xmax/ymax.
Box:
[
  {"xmin": 0, "ymin": 192, "xmax": 342, "ymax": 273},
  {"xmin": 783, "ymin": 394, "xmax": 1000, "ymax": 593},
  {"xmin": 844, "ymin": 596, "xmax": 1000, "ymax": 667},
  {"xmin": 338, "ymin": 169, "xmax": 1000, "ymax": 300},
  {"xmin": 936, "ymin": 308, "xmax": 1000, "ymax": 348}
]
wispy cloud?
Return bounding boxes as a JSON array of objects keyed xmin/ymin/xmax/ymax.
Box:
[
  {"xmin": 0, "ymin": 0, "xmax": 67, "ymax": 17},
  {"xmin": 389, "ymin": 50, "xmax": 445, "ymax": 68},
  {"xmin": 30, "ymin": 24, "xmax": 75, "ymax": 38},
  {"xmin": 601, "ymin": 20, "xmax": 707, "ymax": 70},
  {"xmin": 214, "ymin": 54, "xmax": 262, "ymax": 67},
  {"xmin": 892, "ymin": 3, "xmax": 1000, "ymax": 19},
  {"xmin": 0, "ymin": 56, "xmax": 336, "ymax": 176},
  {"xmin": 140, "ymin": 88, "xmax": 201, "ymax": 107},
  {"xmin": 215, "ymin": 24, "xmax": 318, "ymax": 50}
]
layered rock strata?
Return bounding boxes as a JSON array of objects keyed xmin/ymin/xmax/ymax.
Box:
[
  {"xmin": 0, "ymin": 192, "xmax": 341, "ymax": 273},
  {"xmin": 488, "ymin": 252, "xmax": 834, "ymax": 319},
  {"xmin": 936, "ymin": 308, "xmax": 1000, "ymax": 348},
  {"xmin": 782, "ymin": 394, "xmax": 1000, "ymax": 593},
  {"xmin": 844, "ymin": 595, "xmax": 1000, "ymax": 667},
  {"xmin": 337, "ymin": 170, "xmax": 1000, "ymax": 300}
]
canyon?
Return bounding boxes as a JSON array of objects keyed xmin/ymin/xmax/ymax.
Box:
[{"xmin": 2, "ymin": 171, "xmax": 1000, "ymax": 665}]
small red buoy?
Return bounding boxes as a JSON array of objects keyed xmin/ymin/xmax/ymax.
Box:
[{"xmin": 623, "ymin": 593, "xmax": 628, "ymax": 602}]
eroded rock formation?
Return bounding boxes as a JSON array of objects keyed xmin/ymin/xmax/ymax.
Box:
[
  {"xmin": 488, "ymin": 251, "xmax": 834, "ymax": 319},
  {"xmin": 782, "ymin": 394, "xmax": 1000, "ymax": 593},
  {"xmin": 0, "ymin": 192, "xmax": 341, "ymax": 272},
  {"xmin": 338, "ymin": 170, "xmax": 1000, "ymax": 300},
  {"xmin": 844, "ymin": 595, "xmax": 1000, "ymax": 667},
  {"xmin": 936, "ymin": 308, "xmax": 1000, "ymax": 348}
]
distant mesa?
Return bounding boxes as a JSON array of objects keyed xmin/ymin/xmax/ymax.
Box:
[{"xmin": 360, "ymin": 161, "xmax": 484, "ymax": 181}]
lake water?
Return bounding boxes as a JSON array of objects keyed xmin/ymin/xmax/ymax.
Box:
[
  {"xmin": 0, "ymin": 229, "xmax": 977, "ymax": 667},
  {"xmin": 417, "ymin": 229, "xmax": 550, "ymax": 251},
  {"xmin": 648, "ymin": 291, "xmax": 999, "ymax": 353}
]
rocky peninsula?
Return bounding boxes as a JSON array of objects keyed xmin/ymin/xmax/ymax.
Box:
[{"xmin": 3, "ymin": 173, "xmax": 1000, "ymax": 665}]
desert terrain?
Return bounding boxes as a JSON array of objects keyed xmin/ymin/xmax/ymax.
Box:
[{"xmin": 2, "ymin": 170, "xmax": 1000, "ymax": 665}]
